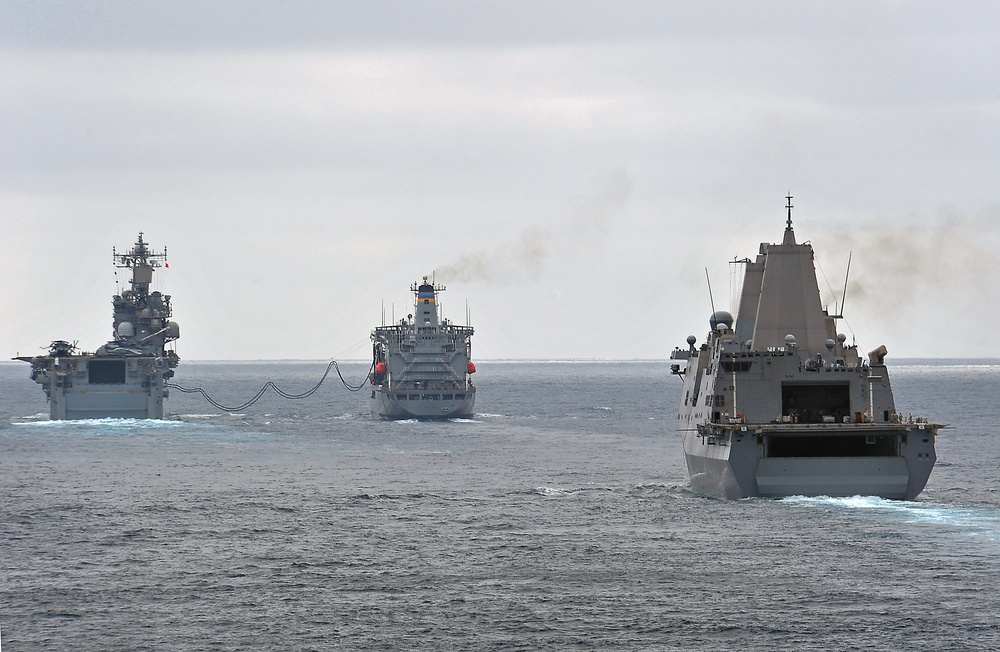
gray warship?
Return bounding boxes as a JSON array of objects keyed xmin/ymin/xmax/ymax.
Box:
[
  {"xmin": 670, "ymin": 197, "xmax": 941, "ymax": 499},
  {"xmin": 370, "ymin": 277, "xmax": 476, "ymax": 419},
  {"xmin": 15, "ymin": 233, "xmax": 180, "ymax": 420}
]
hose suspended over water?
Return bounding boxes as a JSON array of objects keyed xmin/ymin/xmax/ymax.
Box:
[{"xmin": 166, "ymin": 360, "xmax": 373, "ymax": 412}]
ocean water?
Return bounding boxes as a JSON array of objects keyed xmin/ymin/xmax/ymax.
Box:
[{"xmin": 2, "ymin": 359, "xmax": 999, "ymax": 651}]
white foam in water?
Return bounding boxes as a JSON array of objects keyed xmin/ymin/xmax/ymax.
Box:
[
  {"xmin": 10, "ymin": 417, "xmax": 221, "ymax": 437},
  {"xmin": 783, "ymin": 495, "xmax": 1000, "ymax": 540},
  {"xmin": 783, "ymin": 495, "xmax": 891, "ymax": 509},
  {"xmin": 535, "ymin": 486, "xmax": 575, "ymax": 497},
  {"xmin": 13, "ymin": 417, "xmax": 189, "ymax": 429},
  {"xmin": 533, "ymin": 486, "xmax": 614, "ymax": 497}
]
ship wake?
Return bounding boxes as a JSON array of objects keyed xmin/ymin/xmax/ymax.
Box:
[{"xmin": 783, "ymin": 495, "xmax": 1000, "ymax": 540}]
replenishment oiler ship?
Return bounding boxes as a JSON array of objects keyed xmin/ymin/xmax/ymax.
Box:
[
  {"xmin": 670, "ymin": 197, "xmax": 941, "ymax": 499},
  {"xmin": 15, "ymin": 233, "xmax": 180, "ymax": 420},
  {"xmin": 370, "ymin": 277, "xmax": 476, "ymax": 419}
]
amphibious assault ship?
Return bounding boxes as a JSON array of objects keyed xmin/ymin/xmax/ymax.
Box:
[
  {"xmin": 371, "ymin": 277, "xmax": 476, "ymax": 419},
  {"xmin": 670, "ymin": 197, "xmax": 940, "ymax": 499},
  {"xmin": 15, "ymin": 233, "xmax": 180, "ymax": 420}
]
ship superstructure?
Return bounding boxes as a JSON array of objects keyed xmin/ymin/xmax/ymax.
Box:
[
  {"xmin": 371, "ymin": 277, "xmax": 476, "ymax": 419},
  {"xmin": 15, "ymin": 233, "xmax": 180, "ymax": 419},
  {"xmin": 670, "ymin": 198, "xmax": 940, "ymax": 499}
]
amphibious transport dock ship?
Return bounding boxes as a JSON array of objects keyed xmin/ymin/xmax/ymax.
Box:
[
  {"xmin": 670, "ymin": 198, "xmax": 940, "ymax": 499},
  {"xmin": 371, "ymin": 277, "xmax": 476, "ymax": 419},
  {"xmin": 15, "ymin": 233, "xmax": 180, "ymax": 420}
]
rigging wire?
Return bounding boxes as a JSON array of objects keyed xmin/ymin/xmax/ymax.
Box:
[
  {"xmin": 812, "ymin": 250, "xmax": 858, "ymax": 344},
  {"xmin": 165, "ymin": 360, "xmax": 373, "ymax": 412}
]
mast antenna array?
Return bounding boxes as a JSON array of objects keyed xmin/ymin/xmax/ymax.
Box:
[
  {"xmin": 705, "ymin": 268, "xmax": 717, "ymax": 316},
  {"xmin": 838, "ymin": 252, "xmax": 852, "ymax": 319}
]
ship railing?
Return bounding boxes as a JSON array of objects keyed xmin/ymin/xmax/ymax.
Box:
[
  {"xmin": 702, "ymin": 420, "xmax": 943, "ymax": 435},
  {"xmin": 400, "ymin": 361, "xmax": 466, "ymax": 382},
  {"xmin": 388, "ymin": 380, "xmax": 469, "ymax": 391}
]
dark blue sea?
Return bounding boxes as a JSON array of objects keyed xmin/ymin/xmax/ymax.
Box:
[{"xmin": 3, "ymin": 359, "xmax": 999, "ymax": 651}]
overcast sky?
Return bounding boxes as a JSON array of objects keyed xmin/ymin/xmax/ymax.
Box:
[{"xmin": 3, "ymin": 1, "xmax": 999, "ymax": 361}]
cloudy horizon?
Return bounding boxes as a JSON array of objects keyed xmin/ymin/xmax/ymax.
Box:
[{"xmin": 3, "ymin": 1, "xmax": 999, "ymax": 361}]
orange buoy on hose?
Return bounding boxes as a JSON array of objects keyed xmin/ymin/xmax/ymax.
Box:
[
  {"xmin": 467, "ymin": 361, "xmax": 477, "ymax": 374},
  {"xmin": 375, "ymin": 362, "xmax": 387, "ymax": 375}
]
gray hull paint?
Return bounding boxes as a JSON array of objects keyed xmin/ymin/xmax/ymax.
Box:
[
  {"xmin": 371, "ymin": 278, "xmax": 477, "ymax": 420},
  {"xmin": 682, "ymin": 426, "xmax": 936, "ymax": 500},
  {"xmin": 16, "ymin": 234, "xmax": 179, "ymax": 421},
  {"xmin": 372, "ymin": 389, "xmax": 476, "ymax": 420},
  {"xmin": 43, "ymin": 355, "xmax": 172, "ymax": 420},
  {"xmin": 671, "ymin": 201, "xmax": 941, "ymax": 500}
]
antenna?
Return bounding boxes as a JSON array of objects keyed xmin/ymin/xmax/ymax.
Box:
[
  {"xmin": 840, "ymin": 252, "xmax": 852, "ymax": 317},
  {"xmin": 705, "ymin": 267, "xmax": 717, "ymax": 316}
]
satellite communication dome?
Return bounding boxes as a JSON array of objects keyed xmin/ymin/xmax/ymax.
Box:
[{"xmin": 709, "ymin": 310, "xmax": 734, "ymax": 330}]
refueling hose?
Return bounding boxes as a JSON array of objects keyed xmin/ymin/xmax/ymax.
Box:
[{"xmin": 165, "ymin": 360, "xmax": 372, "ymax": 412}]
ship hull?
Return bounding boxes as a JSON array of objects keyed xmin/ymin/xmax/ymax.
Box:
[
  {"xmin": 24, "ymin": 354, "xmax": 172, "ymax": 420},
  {"xmin": 681, "ymin": 423, "xmax": 937, "ymax": 500},
  {"xmin": 671, "ymin": 211, "xmax": 941, "ymax": 500},
  {"xmin": 372, "ymin": 387, "xmax": 475, "ymax": 419},
  {"xmin": 55, "ymin": 384, "xmax": 166, "ymax": 420}
]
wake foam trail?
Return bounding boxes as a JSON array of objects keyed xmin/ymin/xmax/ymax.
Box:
[
  {"xmin": 533, "ymin": 486, "xmax": 615, "ymax": 497},
  {"xmin": 783, "ymin": 495, "xmax": 1000, "ymax": 540},
  {"xmin": 13, "ymin": 417, "xmax": 189, "ymax": 430}
]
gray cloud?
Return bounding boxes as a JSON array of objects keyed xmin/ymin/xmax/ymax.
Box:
[
  {"xmin": 7, "ymin": 2, "xmax": 974, "ymax": 52},
  {"xmin": 3, "ymin": 4, "xmax": 1000, "ymax": 359}
]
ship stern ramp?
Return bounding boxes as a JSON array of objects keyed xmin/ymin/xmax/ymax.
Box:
[{"xmin": 756, "ymin": 457, "xmax": 909, "ymax": 499}]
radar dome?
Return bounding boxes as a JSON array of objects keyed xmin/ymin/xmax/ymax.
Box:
[
  {"xmin": 686, "ymin": 335, "xmax": 697, "ymax": 346},
  {"xmin": 826, "ymin": 338, "xmax": 836, "ymax": 350},
  {"xmin": 117, "ymin": 321, "xmax": 135, "ymax": 338},
  {"xmin": 785, "ymin": 334, "xmax": 797, "ymax": 346},
  {"xmin": 838, "ymin": 333, "xmax": 847, "ymax": 344},
  {"xmin": 709, "ymin": 310, "xmax": 734, "ymax": 330},
  {"xmin": 165, "ymin": 321, "xmax": 180, "ymax": 339}
]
